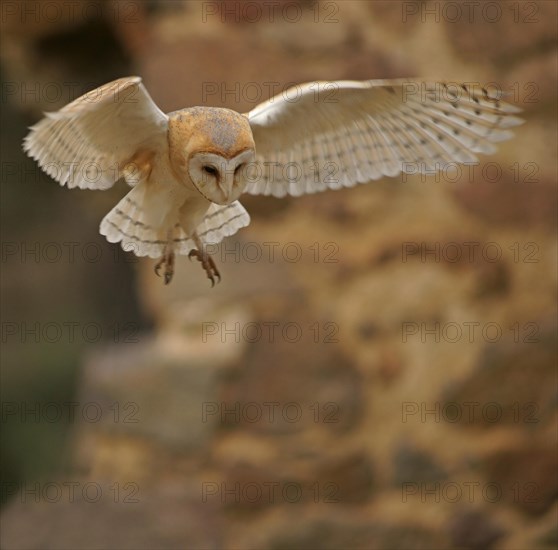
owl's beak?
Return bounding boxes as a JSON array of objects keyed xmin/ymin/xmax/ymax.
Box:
[{"xmin": 218, "ymin": 173, "xmax": 234, "ymax": 199}]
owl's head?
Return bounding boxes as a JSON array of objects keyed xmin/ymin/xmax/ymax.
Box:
[{"xmin": 168, "ymin": 107, "xmax": 256, "ymax": 205}]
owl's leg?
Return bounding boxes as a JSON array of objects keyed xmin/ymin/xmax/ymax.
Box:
[
  {"xmin": 154, "ymin": 229, "xmax": 175, "ymax": 285},
  {"xmin": 188, "ymin": 231, "xmax": 221, "ymax": 287}
]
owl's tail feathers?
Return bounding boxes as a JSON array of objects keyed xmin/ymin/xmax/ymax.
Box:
[
  {"xmin": 99, "ymin": 185, "xmax": 171, "ymax": 259},
  {"xmin": 194, "ymin": 201, "xmax": 251, "ymax": 247},
  {"xmin": 100, "ymin": 188, "xmax": 251, "ymax": 260}
]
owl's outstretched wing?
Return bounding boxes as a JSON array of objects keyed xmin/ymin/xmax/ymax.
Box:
[
  {"xmin": 23, "ymin": 76, "xmax": 168, "ymax": 190},
  {"xmin": 245, "ymin": 79, "xmax": 523, "ymax": 198}
]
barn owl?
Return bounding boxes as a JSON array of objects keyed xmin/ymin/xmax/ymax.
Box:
[{"xmin": 23, "ymin": 76, "xmax": 522, "ymax": 285}]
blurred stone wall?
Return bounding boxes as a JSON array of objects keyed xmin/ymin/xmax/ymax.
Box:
[{"xmin": 1, "ymin": 1, "xmax": 556, "ymax": 549}]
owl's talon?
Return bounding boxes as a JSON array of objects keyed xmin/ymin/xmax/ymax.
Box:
[
  {"xmin": 188, "ymin": 248, "xmax": 220, "ymax": 286},
  {"xmin": 154, "ymin": 252, "xmax": 174, "ymax": 284},
  {"xmin": 209, "ymin": 257, "xmax": 221, "ymax": 284}
]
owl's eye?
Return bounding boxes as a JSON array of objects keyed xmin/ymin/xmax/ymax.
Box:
[
  {"xmin": 202, "ymin": 165, "xmax": 218, "ymax": 176},
  {"xmin": 234, "ymin": 163, "xmax": 245, "ymax": 175}
]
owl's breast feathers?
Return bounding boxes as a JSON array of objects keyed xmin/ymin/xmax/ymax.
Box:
[{"xmin": 167, "ymin": 107, "xmax": 255, "ymax": 161}]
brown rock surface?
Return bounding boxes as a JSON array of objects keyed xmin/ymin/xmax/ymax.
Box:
[{"xmin": 1, "ymin": 1, "xmax": 556, "ymax": 549}]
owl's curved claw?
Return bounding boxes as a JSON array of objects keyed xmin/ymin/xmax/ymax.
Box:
[
  {"xmin": 188, "ymin": 249, "xmax": 221, "ymax": 286},
  {"xmin": 154, "ymin": 252, "xmax": 174, "ymax": 285}
]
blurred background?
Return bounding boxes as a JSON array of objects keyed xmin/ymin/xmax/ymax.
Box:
[{"xmin": 1, "ymin": 1, "xmax": 556, "ymax": 548}]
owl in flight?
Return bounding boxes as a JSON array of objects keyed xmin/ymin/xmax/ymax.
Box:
[{"xmin": 23, "ymin": 76, "xmax": 522, "ymax": 285}]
